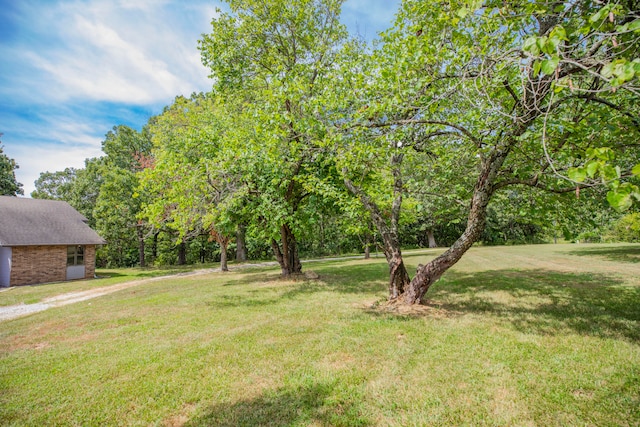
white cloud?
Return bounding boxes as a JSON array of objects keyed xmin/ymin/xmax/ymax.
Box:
[
  {"xmin": 9, "ymin": 0, "xmax": 215, "ymax": 105},
  {"xmin": 0, "ymin": 0, "xmax": 219, "ymax": 194},
  {"xmin": 6, "ymin": 142, "xmax": 104, "ymax": 197}
]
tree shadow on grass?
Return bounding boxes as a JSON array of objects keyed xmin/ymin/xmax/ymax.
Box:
[
  {"xmin": 283, "ymin": 263, "xmax": 388, "ymax": 298},
  {"xmin": 429, "ymin": 269, "xmax": 640, "ymax": 342},
  {"xmin": 206, "ymin": 263, "xmax": 388, "ymax": 309},
  {"xmin": 185, "ymin": 382, "xmax": 370, "ymax": 427},
  {"xmin": 566, "ymin": 244, "xmax": 640, "ymax": 263}
]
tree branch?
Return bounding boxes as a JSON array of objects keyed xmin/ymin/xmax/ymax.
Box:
[
  {"xmin": 493, "ymin": 176, "xmax": 593, "ymax": 194},
  {"xmin": 360, "ymin": 119, "xmax": 483, "ymax": 149},
  {"xmin": 343, "ymin": 172, "xmax": 390, "ymax": 235}
]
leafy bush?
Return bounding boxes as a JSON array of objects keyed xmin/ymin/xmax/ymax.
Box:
[{"xmin": 607, "ymin": 213, "xmax": 640, "ymax": 243}]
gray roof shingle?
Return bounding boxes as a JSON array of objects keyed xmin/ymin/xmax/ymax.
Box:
[{"xmin": 0, "ymin": 197, "xmax": 106, "ymax": 246}]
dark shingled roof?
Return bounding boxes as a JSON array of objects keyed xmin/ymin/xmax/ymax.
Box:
[{"xmin": 0, "ymin": 196, "xmax": 106, "ymax": 246}]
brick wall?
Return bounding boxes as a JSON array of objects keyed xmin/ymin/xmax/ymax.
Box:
[
  {"xmin": 85, "ymin": 245, "xmax": 96, "ymax": 279},
  {"xmin": 10, "ymin": 245, "xmax": 97, "ymax": 286}
]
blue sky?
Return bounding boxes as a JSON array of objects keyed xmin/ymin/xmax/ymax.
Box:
[{"xmin": 0, "ymin": 0, "xmax": 399, "ymax": 196}]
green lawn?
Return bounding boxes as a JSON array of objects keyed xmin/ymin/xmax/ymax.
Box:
[
  {"xmin": 0, "ymin": 264, "xmax": 216, "ymax": 307},
  {"xmin": 1, "ymin": 244, "xmax": 639, "ymax": 426}
]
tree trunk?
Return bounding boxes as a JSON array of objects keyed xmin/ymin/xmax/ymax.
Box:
[
  {"xmin": 381, "ymin": 232, "xmax": 410, "ymax": 300},
  {"xmin": 387, "ymin": 248, "xmax": 410, "ymax": 299},
  {"xmin": 363, "ymin": 232, "xmax": 372, "ymax": 259},
  {"xmin": 219, "ymin": 239, "xmax": 229, "ymax": 272},
  {"xmin": 177, "ymin": 241, "xmax": 187, "ymax": 265},
  {"xmin": 209, "ymin": 229, "xmax": 230, "ymax": 271},
  {"xmin": 152, "ymin": 231, "xmax": 158, "ymax": 261},
  {"xmin": 401, "ymin": 145, "xmax": 511, "ymax": 304},
  {"xmin": 236, "ymin": 224, "xmax": 248, "ymax": 262},
  {"xmin": 137, "ymin": 226, "xmax": 145, "ymax": 268},
  {"xmin": 426, "ymin": 229, "xmax": 437, "ymax": 248},
  {"xmin": 343, "ymin": 152, "xmax": 408, "ymax": 300},
  {"xmin": 271, "ymin": 224, "xmax": 302, "ymax": 276},
  {"xmin": 403, "ymin": 225, "xmax": 482, "ymax": 304}
]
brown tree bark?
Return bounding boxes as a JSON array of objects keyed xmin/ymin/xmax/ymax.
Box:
[
  {"xmin": 343, "ymin": 153, "xmax": 410, "ymax": 299},
  {"xmin": 426, "ymin": 229, "xmax": 437, "ymax": 248},
  {"xmin": 210, "ymin": 229, "xmax": 230, "ymax": 272},
  {"xmin": 152, "ymin": 231, "xmax": 158, "ymax": 262},
  {"xmin": 385, "ymin": 243, "xmax": 410, "ymax": 299},
  {"xmin": 137, "ymin": 226, "xmax": 145, "ymax": 268},
  {"xmin": 271, "ymin": 224, "xmax": 302, "ymax": 276},
  {"xmin": 177, "ymin": 241, "xmax": 187, "ymax": 265},
  {"xmin": 219, "ymin": 239, "xmax": 229, "ymax": 272},
  {"xmin": 364, "ymin": 237, "xmax": 371, "ymax": 260},
  {"xmin": 401, "ymin": 144, "xmax": 512, "ymax": 304},
  {"xmin": 235, "ymin": 223, "xmax": 248, "ymax": 262}
]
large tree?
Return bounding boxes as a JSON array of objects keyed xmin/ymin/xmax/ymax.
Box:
[
  {"xmin": 95, "ymin": 125, "xmax": 153, "ymax": 267},
  {"xmin": 141, "ymin": 94, "xmax": 239, "ymax": 271},
  {"xmin": 198, "ymin": 0, "xmax": 348, "ymax": 276},
  {"xmin": 336, "ymin": 1, "xmax": 639, "ymax": 304},
  {"xmin": 31, "ymin": 168, "xmax": 77, "ymax": 200}
]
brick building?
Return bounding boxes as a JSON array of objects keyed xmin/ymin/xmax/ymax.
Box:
[{"xmin": 0, "ymin": 197, "xmax": 106, "ymax": 287}]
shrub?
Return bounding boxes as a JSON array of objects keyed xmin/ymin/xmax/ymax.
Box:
[{"xmin": 607, "ymin": 213, "xmax": 640, "ymax": 243}]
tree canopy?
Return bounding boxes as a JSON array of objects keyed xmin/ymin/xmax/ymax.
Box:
[
  {"xmin": 31, "ymin": 0, "xmax": 640, "ymax": 304},
  {"xmin": 0, "ymin": 135, "xmax": 24, "ymax": 196}
]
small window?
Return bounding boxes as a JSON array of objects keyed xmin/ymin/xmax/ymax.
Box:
[{"xmin": 67, "ymin": 246, "xmax": 85, "ymax": 266}]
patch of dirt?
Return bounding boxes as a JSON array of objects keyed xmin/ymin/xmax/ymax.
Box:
[
  {"xmin": 304, "ymin": 270, "xmax": 320, "ymax": 280},
  {"xmin": 4, "ymin": 338, "xmax": 52, "ymax": 352},
  {"xmin": 319, "ymin": 352, "xmax": 356, "ymax": 370},
  {"xmin": 360, "ymin": 299, "xmax": 458, "ymax": 318},
  {"xmin": 163, "ymin": 403, "xmax": 197, "ymax": 427},
  {"xmin": 572, "ymin": 389, "xmax": 595, "ymax": 399}
]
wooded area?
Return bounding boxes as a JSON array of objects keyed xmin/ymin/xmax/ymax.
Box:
[{"xmin": 4, "ymin": 0, "xmax": 639, "ymax": 305}]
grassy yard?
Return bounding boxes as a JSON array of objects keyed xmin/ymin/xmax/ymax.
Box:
[
  {"xmin": 0, "ymin": 264, "xmax": 222, "ymax": 307},
  {"xmin": 1, "ymin": 244, "xmax": 639, "ymax": 426}
]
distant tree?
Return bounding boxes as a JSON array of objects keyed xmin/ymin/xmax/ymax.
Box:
[
  {"xmin": 31, "ymin": 168, "xmax": 77, "ymax": 200},
  {"xmin": 141, "ymin": 94, "xmax": 238, "ymax": 271},
  {"xmin": 68, "ymin": 157, "xmax": 105, "ymax": 229},
  {"xmin": 0, "ymin": 135, "xmax": 24, "ymax": 196},
  {"xmin": 608, "ymin": 213, "xmax": 640, "ymax": 242},
  {"xmin": 95, "ymin": 125, "xmax": 153, "ymax": 267}
]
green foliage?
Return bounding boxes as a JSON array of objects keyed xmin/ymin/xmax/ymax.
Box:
[
  {"xmin": 141, "ymin": 94, "xmax": 232, "ymax": 241},
  {"xmin": 23, "ymin": 1, "xmax": 640, "ymax": 277},
  {"xmin": 195, "ymin": 0, "xmax": 351, "ymax": 270},
  {"xmin": 31, "ymin": 168, "xmax": 77, "ymax": 200},
  {"xmin": 92, "ymin": 125, "xmax": 152, "ymax": 267},
  {"xmin": 520, "ymin": 2, "xmax": 640, "ymax": 212},
  {"xmin": 0, "ymin": 140, "xmax": 23, "ymax": 196},
  {"xmin": 568, "ymin": 147, "xmax": 640, "ymax": 211},
  {"xmin": 69, "ymin": 157, "xmax": 105, "ymax": 228},
  {"xmin": 95, "ymin": 168, "xmax": 143, "ymax": 267},
  {"xmin": 608, "ymin": 213, "xmax": 640, "ymax": 242}
]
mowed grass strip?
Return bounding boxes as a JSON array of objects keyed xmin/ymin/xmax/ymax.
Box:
[{"xmin": 0, "ymin": 244, "xmax": 639, "ymax": 426}]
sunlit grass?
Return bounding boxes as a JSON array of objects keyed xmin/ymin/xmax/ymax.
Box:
[
  {"xmin": 1, "ymin": 243, "xmax": 639, "ymax": 426},
  {"xmin": 0, "ymin": 263, "xmax": 226, "ymax": 307}
]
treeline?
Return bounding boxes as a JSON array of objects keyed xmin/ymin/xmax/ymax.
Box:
[{"xmin": 31, "ymin": 0, "xmax": 639, "ymax": 304}]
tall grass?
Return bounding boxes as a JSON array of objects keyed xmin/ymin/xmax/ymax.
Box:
[{"xmin": 1, "ymin": 244, "xmax": 639, "ymax": 426}]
